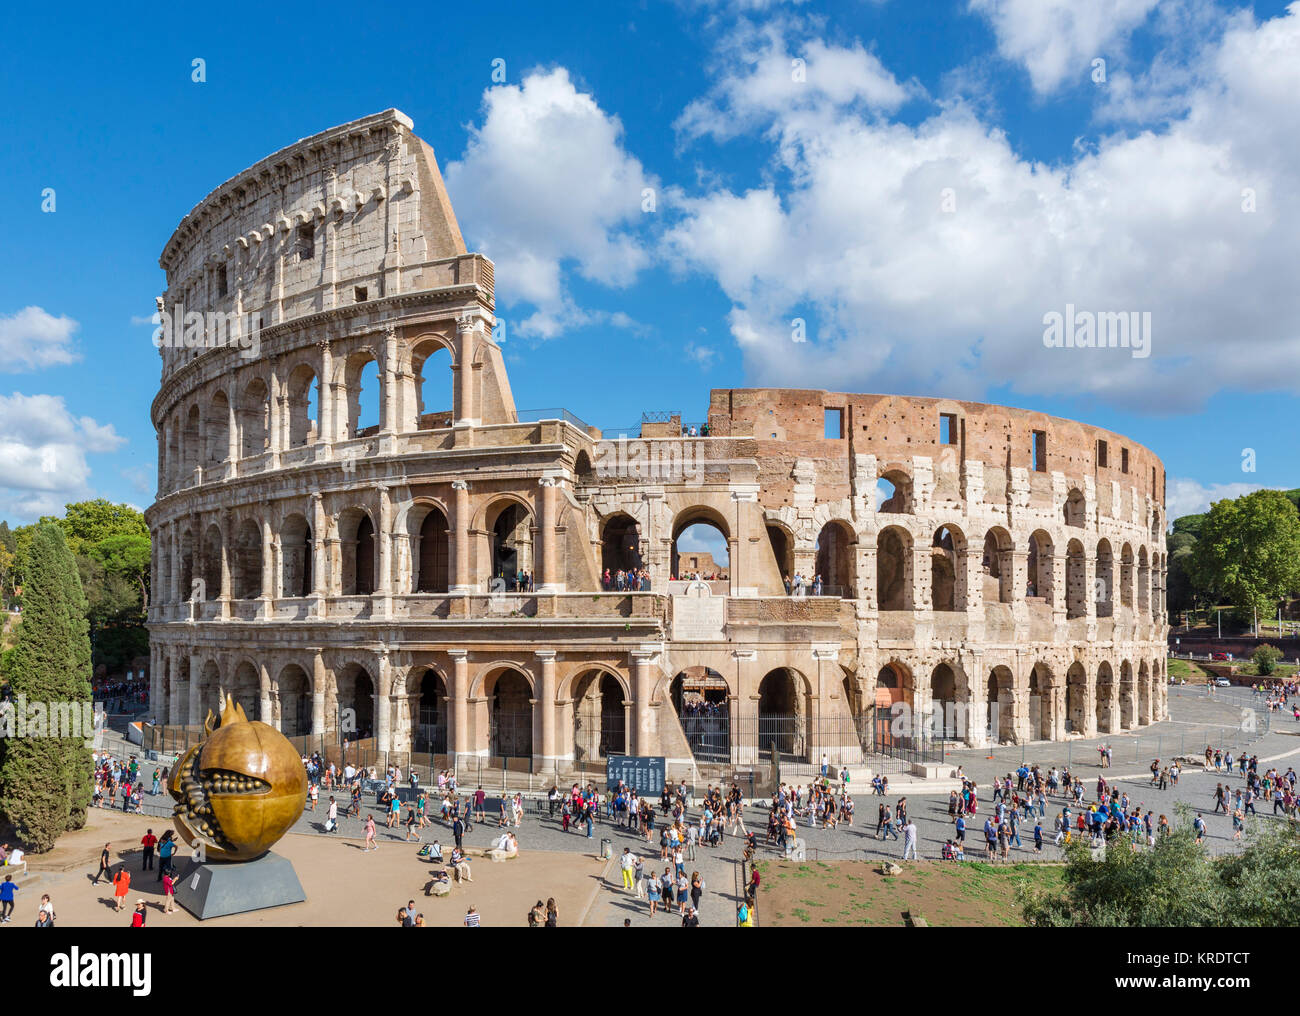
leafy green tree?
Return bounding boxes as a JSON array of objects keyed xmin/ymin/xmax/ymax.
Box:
[
  {"xmin": 1253, "ymin": 644, "xmax": 1283, "ymax": 676},
  {"xmin": 1192, "ymin": 490, "xmax": 1300, "ymax": 623},
  {"xmin": 88, "ymin": 533, "xmax": 151, "ymax": 608},
  {"xmin": 42, "ymin": 499, "xmax": 148, "ymax": 557},
  {"xmin": 0, "ymin": 524, "xmax": 93, "ymax": 850}
]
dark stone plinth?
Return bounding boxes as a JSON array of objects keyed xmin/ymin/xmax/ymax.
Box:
[{"xmin": 173, "ymin": 851, "xmax": 306, "ymax": 920}]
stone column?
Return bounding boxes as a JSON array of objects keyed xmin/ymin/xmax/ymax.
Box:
[
  {"xmin": 259, "ymin": 661, "xmax": 273, "ymax": 725},
  {"xmin": 188, "ymin": 652, "xmax": 202, "ymax": 725},
  {"xmin": 729, "ymin": 488, "xmax": 758, "ymax": 597},
  {"xmin": 168, "ymin": 648, "xmax": 183, "ymax": 726},
  {"xmin": 631, "ymin": 648, "xmax": 657, "ymax": 756},
  {"xmin": 260, "ymin": 515, "xmax": 274, "ymax": 613},
  {"xmin": 537, "ymin": 477, "xmax": 562, "ymax": 592},
  {"xmin": 381, "ymin": 323, "xmax": 398, "ymax": 436},
  {"xmin": 375, "ymin": 484, "xmax": 392, "ymax": 616},
  {"xmin": 451, "ymin": 481, "xmax": 471, "ymax": 593},
  {"xmin": 219, "ymin": 509, "xmax": 232, "ymax": 619},
  {"xmin": 376, "ymin": 648, "xmax": 392, "ymax": 755},
  {"xmin": 310, "ymin": 493, "xmax": 327, "ymax": 598},
  {"xmin": 535, "ymin": 650, "xmax": 557, "ymax": 768},
  {"xmin": 311, "ymin": 650, "xmax": 327, "ymax": 738},
  {"xmin": 317, "ymin": 339, "xmax": 334, "ymax": 447},
  {"xmin": 449, "ymin": 649, "xmax": 470, "ymax": 759},
  {"xmin": 226, "ymin": 383, "xmax": 239, "ymax": 474},
  {"xmin": 268, "ymin": 368, "xmax": 283, "ymax": 458},
  {"xmin": 734, "ymin": 649, "xmax": 759, "ymax": 765},
  {"xmin": 453, "ymin": 313, "xmax": 477, "ymax": 427}
]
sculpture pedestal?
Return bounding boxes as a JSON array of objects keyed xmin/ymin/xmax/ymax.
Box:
[{"xmin": 173, "ymin": 852, "xmax": 306, "ymax": 920}]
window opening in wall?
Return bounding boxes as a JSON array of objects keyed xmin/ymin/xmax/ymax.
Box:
[
  {"xmin": 1151, "ymin": 466, "xmax": 1156, "ymax": 490},
  {"xmin": 355, "ymin": 286, "xmax": 368, "ymax": 303},
  {"xmin": 940, "ymin": 413, "xmax": 957, "ymax": 445},
  {"xmin": 1097, "ymin": 439, "xmax": 1108, "ymax": 468},
  {"xmin": 216, "ymin": 266, "xmax": 228, "ymax": 299},
  {"xmin": 1031, "ymin": 430, "xmax": 1047, "ymax": 472},
  {"xmin": 296, "ymin": 224, "xmax": 315, "ymax": 260},
  {"xmin": 1121, "ymin": 447, "xmax": 1129, "ymax": 474},
  {"xmin": 824, "ymin": 408, "xmax": 843, "ymax": 439}
]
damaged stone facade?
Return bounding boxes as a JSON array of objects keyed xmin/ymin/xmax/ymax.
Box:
[{"xmin": 146, "ymin": 111, "xmax": 1168, "ymax": 773}]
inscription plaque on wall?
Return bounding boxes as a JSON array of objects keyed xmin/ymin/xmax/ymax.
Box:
[{"xmin": 672, "ymin": 580, "xmax": 726, "ymax": 641}]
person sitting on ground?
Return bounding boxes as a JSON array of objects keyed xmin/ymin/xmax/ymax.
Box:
[{"xmin": 451, "ymin": 846, "xmax": 473, "ymax": 883}]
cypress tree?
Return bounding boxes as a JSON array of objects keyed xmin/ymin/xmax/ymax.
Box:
[{"xmin": 0, "ymin": 524, "xmax": 93, "ymax": 850}]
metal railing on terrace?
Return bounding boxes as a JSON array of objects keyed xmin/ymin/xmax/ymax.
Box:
[{"xmin": 513, "ymin": 407, "xmax": 592, "ymax": 431}]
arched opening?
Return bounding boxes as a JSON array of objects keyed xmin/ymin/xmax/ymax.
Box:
[
  {"xmin": 205, "ymin": 391, "xmax": 230, "ymax": 469},
  {"xmin": 671, "ymin": 668, "xmax": 729, "ymax": 763},
  {"xmin": 285, "ymin": 364, "xmax": 319, "ymax": 447},
  {"xmin": 815, "ymin": 520, "xmax": 855, "ymax": 597},
  {"xmin": 275, "ymin": 664, "xmax": 311, "ymax": 736},
  {"xmin": 487, "ymin": 500, "xmax": 533, "ymax": 588},
  {"xmin": 334, "ymin": 664, "xmax": 375, "ymax": 742},
  {"xmin": 1096, "ymin": 662, "xmax": 1115, "ymax": 734},
  {"xmin": 930, "ymin": 663, "xmax": 959, "ymax": 739},
  {"xmin": 1138, "ymin": 661, "xmax": 1151, "ymax": 725},
  {"xmin": 574, "ymin": 450, "xmax": 594, "ymax": 486},
  {"xmin": 930, "ymin": 525, "xmax": 964, "ymax": 611},
  {"xmin": 874, "ymin": 662, "xmax": 914, "ymax": 751},
  {"xmin": 1095, "ymin": 539, "xmax": 1114, "ymax": 617},
  {"xmin": 876, "ymin": 526, "xmax": 911, "ymax": 610},
  {"xmin": 1137, "ymin": 547, "xmax": 1150, "ymax": 614},
  {"xmin": 1063, "ymin": 488, "xmax": 1086, "ymax": 528},
  {"xmin": 179, "ymin": 529, "xmax": 195, "ymax": 601},
  {"xmin": 238, "ymin": 378, "xmax": 270, "ymax": 459},
  {"xmin": 1119, "ymin": 661, "xmax": 1134, "ymax": 730},
  {"xmin": 230, "ymin": 661, "xmax": 260, "ymax": 721},
  {"xmin": 196, "ymin": 661, "xmax": 222, "ymax": 719},
  {"xmin": 202, "ymin": 524, "xmax": 222, "ymax": 600},
  {"xmin": 672, "ymin": 509, "xmax": 729, "ymax": 580},
  {"xmin": 573, "ymin": 670, "xmax": 628, "ymax": 760},
  {"xmin": 415, "ymin": 505, "xmax": 450, "ymax": 593},
  {"xmin": 982, "ymin": 527, "xmax": 1014, "ymax": 603},
  {"xmin": 344, "ymin": 352, "xmax": 382, "ymax": 438},
  {"xmin": 411, "ymin": 341, "xmax": 453, "ymax": 430},
  {"xmin": 600, "ymin": 513, "xmax": 642, "ymax": 581},
  {"xmin": 489, "ymin": 669, "xmax": 533, "ymax": 759},
  {"xmin": 758, "ymin": 668, "xmax": 806, "ymax": 760},
  {"xmin": 876, "ymin": 471, "xmax": 912, "ymax": 513},
  {"xmin": 1065, "ymin": 539, "xmax": 1086, "ymax": 619},
  {"xmin": 766, "ymin": 523, "xmax": 794, "ymax": 586},
  {"xmin": 412, "ymin": 669, "xmax": 448, "ymax": 753},
  {"xmin": 182, "ymin": 404, "xmax": 201, "ymax": 479},
  {"xmin": 987, "ymin": 666, "xmax": 1015, "ymax": 743},
  {"xmin": 338, "ymin": 509, "xmax": 376, "ymax": 596},
  {"xmin": 1029, "ymin": 663, "xmax": 1054, "ymax": 741},
  {"xmin": 1027, "ymin": 529, "xmax": 1054, "ymax": 603},
  {"xmin": 1120, "ymin": 544, "xmax": 1134, "ymax": 609},
  {"xmin": 280, "ymin": 514, "xmax": 313, "ymax": 598},
  {"xmin": 231, "ymin": 519, "xmax": 263, "ymax": 599},
  {"xmin": 1066, "ymin": 662, "xmax": 1088, "ymax": 734}
]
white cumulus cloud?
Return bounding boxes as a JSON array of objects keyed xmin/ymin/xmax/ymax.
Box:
[{"xmin": 0, "ymin": 307, "xmax": 81, "ymax": 372}]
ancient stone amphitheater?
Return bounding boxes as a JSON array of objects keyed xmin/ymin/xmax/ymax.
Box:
[{"xmin": 145, "ymin": 110, "xmax": 1168, "ymax": 776}]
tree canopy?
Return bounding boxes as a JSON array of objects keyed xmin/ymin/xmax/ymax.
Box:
[{"xmin": 1190, "ymin": 489, "xmax": 1300, "ymax": 623}]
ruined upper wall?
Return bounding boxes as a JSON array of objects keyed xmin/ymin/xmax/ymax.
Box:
[
  {"xmin": 155, "ymin": 110, "xmax": 475, "ymax": 380},
  {"xmin": 708, "ymin": 388, "xmax": 1165, "ymax": 515}
]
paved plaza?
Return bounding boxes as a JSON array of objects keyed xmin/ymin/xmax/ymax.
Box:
[{"xmin": 55, "ymin": 681, "xmax": 1300, "ymax": 927}]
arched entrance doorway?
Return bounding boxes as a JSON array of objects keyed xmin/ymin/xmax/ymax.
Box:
[
  {"xmin": 573, "ymin": 670, "xmax": 628, "ymax": 760},
  {"xmin": 873, "ymin": 662, "xmax": 913, "ymax": 751},
  {"xmin": 814, "ymin": 521, "xmax": 855, "ymax": 597},
  {"xmin": 1120, "ymin": 661, "xmax": 1134, "ymax": 729},
  {"xmin": 1029, "ymin": 663, "xmax": 1054, "ymax": 741},
  {"xmin": 275, "ymin": 664, "xmax": 311, "ymax": 736},
  {"xmin": 987, "ymin": 666, "xmax": 1015, "ymax": 743},
  {"xmin": 489, "ymin": 669, "xmax": 533, "ymax": 759},
  {"xmin": 1096, "ymin": 662, "xmax": 1115, "ymax": 733},
  {"xmin": 337, "ymin": 664, "xmax": 375, "ymax": 742},
  {"xmin": 489, "ymin": 503, "xmax": 533, "ymax": 588},
  {"xmin": 600, "ymin": 515, "xmax": 642, "ymax": 581},
  {"xmin": 1066, "ymin": 662, "xmax": 1088, "ymax": 734},
  {"xmin": 671, "ymin": 669, "xmax": 729, "ymax": 763},
  {"xmin": 758, "ymin": 668, "xmax": 807, "ymax": 761},
  {"xmin": 930, "ymin": 663, "xmax": 959, "ymax": 739},
  {"xmin": 412, "ymin": 669, "xmax": 447, "ymax": 753}
]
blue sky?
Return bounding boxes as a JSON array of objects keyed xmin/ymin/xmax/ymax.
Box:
[{"xmin": 1, "ymin": 0, "xmax": 1298, "ymax": 528}]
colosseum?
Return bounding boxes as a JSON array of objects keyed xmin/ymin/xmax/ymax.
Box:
[{"xmin": 145, "ymin": 109, "xmax": 1169, "ymax": 777}]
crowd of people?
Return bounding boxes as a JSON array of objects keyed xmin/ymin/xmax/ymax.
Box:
[
  {"xmin": 782, "ymin": 573, "xmax": 826, "ymax": 596},
  {"xmin": 601, "ymin": 568, "xmax": 653, "ymax": 591},
  {"xmin": 90, "ymin": 751, "xmax": 163, "ymax": 813},
  {"xmin": 93, "ymin": 675, "xmax": 148, "ymax": 714}
]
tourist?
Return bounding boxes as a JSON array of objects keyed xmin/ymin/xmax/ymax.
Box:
[
  {"xmin": 140, "ymin": 829, "xmax": 157, "ymax": 871},
  {"xmin": 405, "ymin": 805, "xmax": 421, "ymax": 842},
  {"xmin": 364, "ymin": 814, "xmax": 378, "ymax": 851},
  {"xmin": 545, "ymin": 897, "xmax": 558, "ymax": 927},
  {"xmin": 112, "ymin": 866, "xmax": 132, "ymax": 911},
  {"xmin": 451, "ymin": 846, "xmax": 472, "ymax": 883},
  {"xmin": 94, "ymin": 842, "xmax": 112, "ymax": 885},
  {"xmin": 902, "ymin": 818, "xmax": 918, "ymax": 860},
  {"xmin": 464, "ymin": 906, "xmax": 480, "ymax": 927},
  {"xmin": 131, "ymin": 900, "xmax": 147, "ymax": 927},
  {"xmin": 0, "ymin": 874, "xmax": 17, "ymax": 923},
  {"xmin": 737, "ymin": 895, "xmax": 754, "ymax": 927}
]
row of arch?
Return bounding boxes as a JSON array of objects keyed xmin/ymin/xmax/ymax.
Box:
[{"xmin": 160, "ymin": 337, "xmax": 456, "ymax": 489}]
